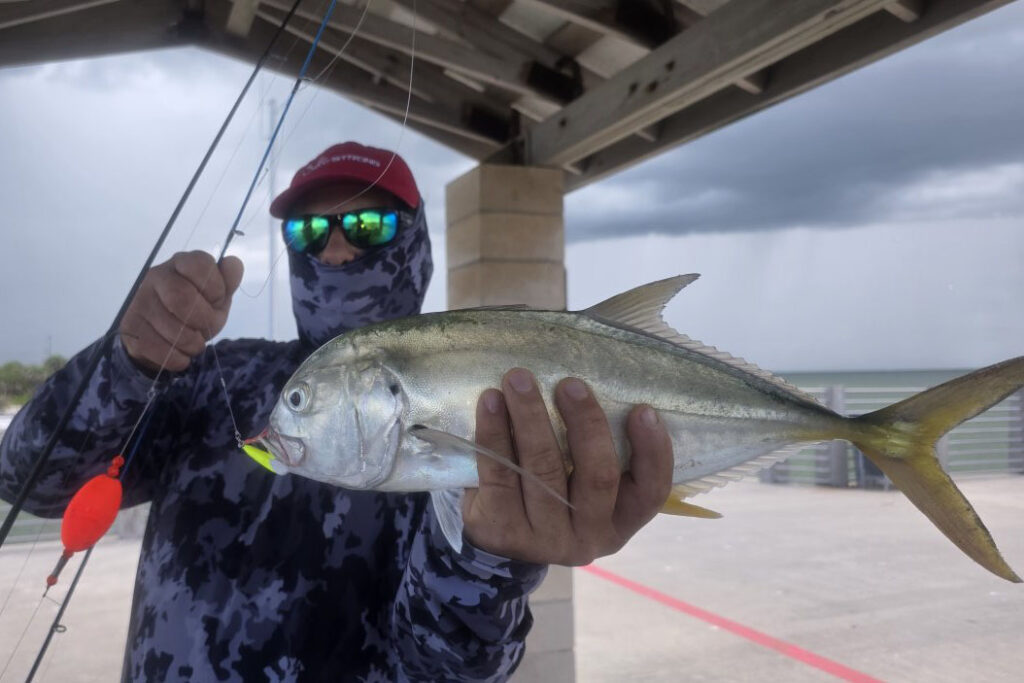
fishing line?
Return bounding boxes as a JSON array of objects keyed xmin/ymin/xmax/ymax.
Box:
[
  {"xmin": 14, "ymin": 0, "xmax": 348, "ymax": 597},
  {"xmin": 208, "ymin": 334, "xmax": 243, "ymax": 445},
  {"xmin": 0, "ymin": 346, "xmax": 139, "ymax": 623},
  {"xmin": 9, "ymin": 0, "xmax": 346, "ymax": 590},
  {"xmin": 281, "ymin": 0, "xmax": 376, "ymax": 126},
  {"xmin": 0, "ymin": 377, "xmax": 155, "ymax": 679},
  {"xmin": 304, "ymin": 0, "xmax": 374, "ymax": 86},
  {"xmin": 237, "ymin": 0, "xmax": 419, "ymax": 301},
  {"xmin": 0, "ymin": 0, "xmax": 315, "ymax": 674},
  {"xmin": 216, "ymin": 0, "xmax": 343, "ymax": 265},
  {"xmin": 219, "ymin": 0, "xmax": 377, "ymax": 257},
  {"xmin": 0, "ymin": 332, "xmax": 159, "ymax": 623},
  {"xmin": 67, "ymin": 0, "xmax": 382, "ymax": 437},
  {"xmin": 23, "ymin": 546, "xmax": 93, "ymax": 683},
  {"xmin": 173, "ymin": 104, "xmax": 269, "ymax": 255},
  {"xmin": 18, "ymin": 406, "xmax": 156, "ymax": 681},
  {"xmin": 0, "ymin": 587, "xmax": 46, "ymax": 681},
  {"xmin": 5, "ymin": 0, "xmax": 419, "ymax": 674},
  {"xmin": 0, "ymin": 425, "xmax": 99, "ymax": 619},
  {"xmin": 0, "ymin": 421, "xmax": 95, "ymax": 609},
  {"xmin": 176, "ymin": 0, "xmax": 333, "ymax": 255},
  {"xmin": 0, "ymin": 0, "xmax": 309, "ymax": 552}
]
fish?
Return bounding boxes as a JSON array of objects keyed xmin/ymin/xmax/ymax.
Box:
[{"xmin": 244, "ymin": 275, "xmax": 1023, "ymax": 582}]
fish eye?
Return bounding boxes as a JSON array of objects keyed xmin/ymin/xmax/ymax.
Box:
[{"xmin": 285, "ymin": 383, "xmax": 311, "ymax": 412}]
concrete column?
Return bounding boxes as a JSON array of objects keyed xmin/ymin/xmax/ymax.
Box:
[
  {"xmin": 446, "ymin": 164, "xmax": 565, "ymax": 310},
  {"xmin": 445, "ymin": 163, "xmax": 574, "ymax": 683}
]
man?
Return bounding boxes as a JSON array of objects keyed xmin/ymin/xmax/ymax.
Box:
[{"xmin": 0, "ymin": 142, "xmax": 672, "ymax": 681}]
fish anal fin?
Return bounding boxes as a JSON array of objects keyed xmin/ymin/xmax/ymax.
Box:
[{"xmin": 661, "ymin": 488, "xmax": 722, "ymax": 519}]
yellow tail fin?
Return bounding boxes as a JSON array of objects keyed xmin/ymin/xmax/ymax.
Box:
[{"xmin": 852, "ymin": 356, "xmax": 1024, "ymax": 583}]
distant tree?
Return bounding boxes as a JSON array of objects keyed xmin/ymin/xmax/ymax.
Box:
[
  {"xmin": 42, "ymin": 355, "xmax": 66, "ymax": 375},
  {"xmin": 0, "ymin": 356, "xmax": 66, "ymax": 407}
]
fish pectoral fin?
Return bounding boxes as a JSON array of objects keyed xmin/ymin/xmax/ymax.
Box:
[
  {"xmin": 661, "ymin": 487, "xmax": 723, "ymax": 519},
  {"xmin": 430, "ymin": 489, "xmax": 465, "ymax": 554},
  {"xmin": 408, "ymin": 425, "xmax": 574, "ymax": 509}
]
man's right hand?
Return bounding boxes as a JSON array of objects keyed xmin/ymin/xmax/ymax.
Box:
[{"xmin": 120, "ymin": 251, "xmax": 244, "ymax": 374}]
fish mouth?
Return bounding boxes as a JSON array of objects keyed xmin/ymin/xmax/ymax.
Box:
[{"xmin": 242, "ymin": 427, "xmax": 306, "ymax": 472}]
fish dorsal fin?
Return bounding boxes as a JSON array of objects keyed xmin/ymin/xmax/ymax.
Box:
[
  {"xmin": 584, "ymin": 275, "xmax": 820, "ymax": 406},
  {"xmin": 584, "ymin": 275, "xmax": 699, "ymax": 328}
]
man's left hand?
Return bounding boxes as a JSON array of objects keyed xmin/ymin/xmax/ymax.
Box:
[{"xmin": 463, "ymin": 368, "xmax": 674, "ymax": 565}]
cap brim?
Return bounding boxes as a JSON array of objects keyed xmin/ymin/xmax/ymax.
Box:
[{"xmin": 269, "ymin": 175, "xmax": 420, "ymax": 218}]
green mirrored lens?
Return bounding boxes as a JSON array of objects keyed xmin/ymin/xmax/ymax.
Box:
[
  {"xmin": 341, "ymin": 210, "xmax": 398, "ymax": 247},
  {"xmin": 284, "ymin": 216, "xmax": 330, "ymax": 253},
  {"xmin": 373, "ymin": 212, "xmax": 398, "ymax": 246}
]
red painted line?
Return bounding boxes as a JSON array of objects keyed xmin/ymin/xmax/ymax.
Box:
[{"xmin": 581, "ymin": 564, "xmax": 882, "ymax": 683}]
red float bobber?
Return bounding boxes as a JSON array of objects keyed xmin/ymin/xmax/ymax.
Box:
[{"xmin": 45, "ymin": 455, "xmax": 125, "ymax": 593}]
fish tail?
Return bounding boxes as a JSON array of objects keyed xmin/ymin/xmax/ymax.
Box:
[{"xmin": 849, "ymin": 356, "xmax": 1024, "ymax": 583}]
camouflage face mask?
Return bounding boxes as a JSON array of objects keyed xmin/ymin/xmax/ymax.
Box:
[{"xmin": 288, "ymin": 201, "xmax": 433, "ymax": 348}]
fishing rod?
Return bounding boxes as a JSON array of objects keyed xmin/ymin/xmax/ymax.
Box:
[
  {"xmin": 0, "ymin": 0, "xmax": 307, "ymax": 553},
  {"xmin": 4, "ymin": 0, "xmax": 421, "ymax": 673},
  {"xmin": 1, "ymin": 0, "xmax": 348, "ymax": 675}
]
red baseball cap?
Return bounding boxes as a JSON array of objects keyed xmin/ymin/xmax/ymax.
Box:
[{"xmin": 269, "ymin": 142, "xmax": 420, "ymax": 218}]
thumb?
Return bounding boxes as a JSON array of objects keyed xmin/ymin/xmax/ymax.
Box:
[{"xmin": 218, "ymin": 256, "xmax": 244, "ymax": 305}]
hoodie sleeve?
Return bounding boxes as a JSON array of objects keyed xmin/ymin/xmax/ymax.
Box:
[
  {"xmin": 389, "ymin": 500, "xmax": 547, "ymax": 682},
  {"xmin": 0, "ymin": 337, "xmax": 183, "ymax": 517}
]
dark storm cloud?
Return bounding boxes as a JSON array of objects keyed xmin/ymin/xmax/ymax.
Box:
[
  {"xmin": 0, "ymin": 47, "xmax": 469, "ymax": 363},
  {"xmin": 566, "ymin": 1, "xmax": 1024, "ymax": 240},
  {"xmin": 1, "ymin": 5, "xmax": 1022, "ymax": 367}
]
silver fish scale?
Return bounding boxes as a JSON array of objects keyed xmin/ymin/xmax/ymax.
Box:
[{"xmin": 335, "ymin": 308, "xmax": 848, "ymax": 487}]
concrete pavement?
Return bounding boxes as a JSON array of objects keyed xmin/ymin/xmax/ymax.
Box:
[
  {"xmin": 1, "ymin": 477, "xmax": 1022, "ymax": 682},
  {"xmin": 574, "ymin": 477, "xmax": 1024, "ymax": 683}
]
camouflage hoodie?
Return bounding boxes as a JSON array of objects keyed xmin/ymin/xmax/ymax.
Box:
[{"xmin": 0, "ymin": 204, "xmax": 545, "ymax": 682}]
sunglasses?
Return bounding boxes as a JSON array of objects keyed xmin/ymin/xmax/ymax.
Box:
[{"xmin": 282, "ymin": 207, "xmax": 409, "ymax": 253}]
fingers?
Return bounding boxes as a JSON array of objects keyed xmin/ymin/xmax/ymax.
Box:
[
  {"xmin": 461, "ymin": 373, "xmax": 675, "ymax": 567},
  {"xmin": 121, "ymin": 315, "xmax": 192, "ymax": 373},
  {"xmin": 472, "ymin": 389, "xmax": 523, "ymax": 505},
  {"xmin": 172, "ymin": 251, "xmax": 227, "ymax": 305},
  {"xmin": 119, "ymin": 251, "xmax": 244, "ymax": 372},
  {"xmin": 613, "ymin": 405, "xmax": 674, "ymax": 540},
  {"xmin": 218, "ymin": 256, "xmax": 244, "ymax": 309},
  {"xmin": 463, "ymin": 389, "xmax": 527, "ymax": 555},
  {"xmin": 501, "ymin": 369, "xmax": 571, "ymax": 530},
  {"xmin": 141, "ymin": 296, "xmax": 207, "ymax": 357},
  {"xmin": 555, "ymin": 378, "xmax": 622, "ymax": 554}
]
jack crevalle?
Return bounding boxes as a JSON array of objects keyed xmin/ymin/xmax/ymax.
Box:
[{"xmin": 245, "ymin": 275, "xmax": 1023, "ymax": 582}]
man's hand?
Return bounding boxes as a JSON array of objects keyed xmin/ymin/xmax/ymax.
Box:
[
  {"xmin": 120, "ymin": 251, "xmax": 244, "ymax": 373},
  {"xmin": 463, "ymin": 368, "xmax": 674, "ymax": 565}
]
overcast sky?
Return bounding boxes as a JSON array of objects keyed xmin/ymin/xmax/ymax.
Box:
[{"xmin": 0, "ymin": 2, "xmax": 1022, "ymax": 372}]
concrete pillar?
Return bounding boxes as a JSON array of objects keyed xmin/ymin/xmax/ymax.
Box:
[
  {"xmin": 445, "ymin": 163, "xmax": 574, "ymax": 683},
  {"xmin": 446, "ymin": 164, "xmax": 565, "ymax": 310}
]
